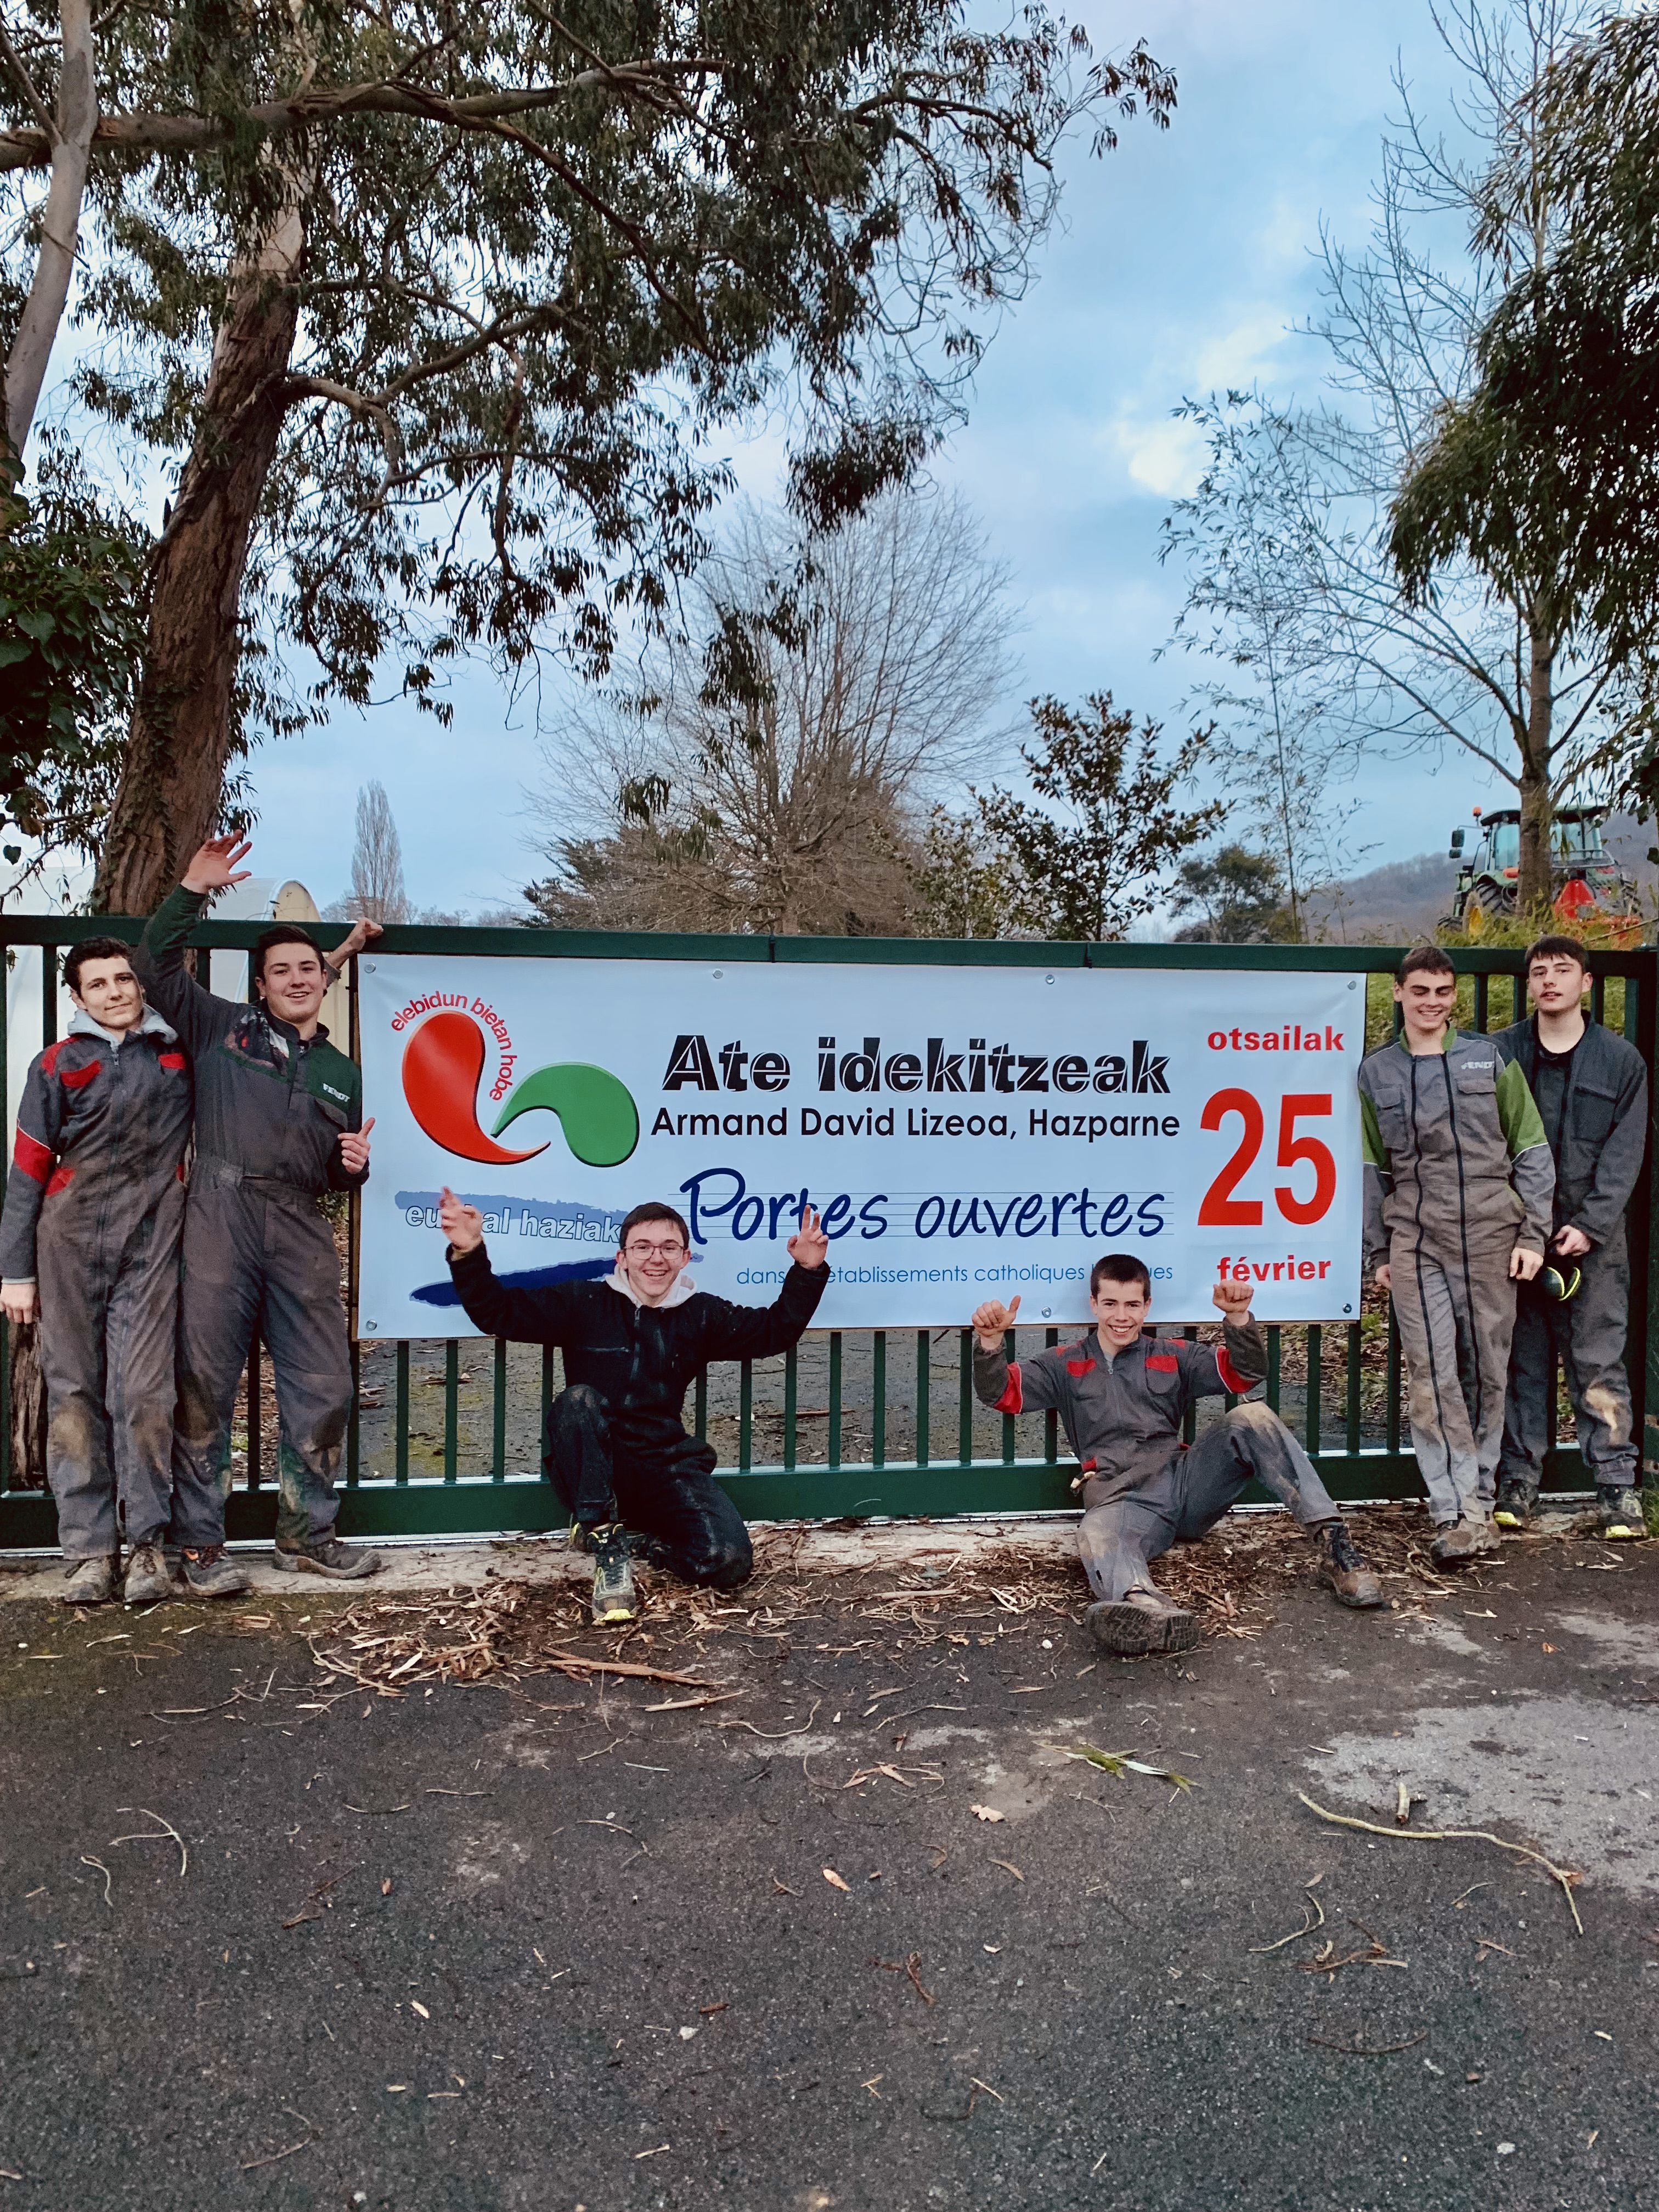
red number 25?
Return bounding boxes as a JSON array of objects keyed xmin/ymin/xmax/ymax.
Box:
[{"xmin": 1197, "ymin": 1091, "xmax": 1337, "ymax": 1227}]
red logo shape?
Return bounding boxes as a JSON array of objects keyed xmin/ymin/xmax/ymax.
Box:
[{"xmin": 402, "ymin": 1011, "xmax": 549, "ymax": 1164}]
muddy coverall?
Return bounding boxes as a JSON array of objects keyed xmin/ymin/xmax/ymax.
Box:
[
  {"xmin": 0, "ymin": 1010, "xmax": 191, "ymax": 1558},
  {"xmin": 1359, "ymin": 1029, "xmax": 1554, "ymax": 1527},
  {"xmin": 447, "ymin": 1244, "xmax": 829, "ymax": 1587},
  {"xmin": 1489, "ymin": 1016, "xmax": 1647, "ymax": 1494},
  {"xmin": 134, "ymin": 889, "xmax": 367, "ymax": 1551},
  {"xmin": 973, "ymin": 1321, "xmax": 1344, "ymax": 1601}
]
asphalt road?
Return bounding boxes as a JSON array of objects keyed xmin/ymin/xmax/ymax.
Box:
[{"xmin": 3, "ymin": 1531, "xmax": 1657, "ymax": 2212}]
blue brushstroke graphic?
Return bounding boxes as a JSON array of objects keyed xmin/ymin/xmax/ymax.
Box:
[{"xmin": 410, "ymin": 1256, "xmax": 612, "ymax": 1307}]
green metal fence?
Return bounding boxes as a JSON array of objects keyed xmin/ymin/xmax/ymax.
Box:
[{"xmin": 2, "ymin": 917, "xmax": 1652, "ymax": 1548}]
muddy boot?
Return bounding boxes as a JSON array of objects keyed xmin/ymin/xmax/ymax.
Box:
[
  {"xmin": 122, "ymin": 1541, "xmax": 174, "ymax": 1607},
  {"xmin": 63, "ymin": 1554, "xmax": 119, "ymax": 1606},
  {"xmin": 180, "ymin": 1544, "xmax": 254, "ymax": 1598},
  {"xmin": 1314, "ymin": 1519, "xmax": 1384, "ymax": 1609},
  {"xmin": 588, "ymin": 1524, "xmax": 639, "ymax": 1625},
  {"xmin": 1598, "ymin": 1486, "xmax": 1650, "ymax": 1542},
  {"xmin": 1429, "ymin": 1517, "xmax": 1497, "ymax": 1568},
  {"xmin": 273, "ymin": 1536, "xmax": 381, "ymax": 1581},
  {"xmin": 1085, "ymin": 1584, "xmax": 1199, "ymax": 1658},
  {"xmin": 1493, "ymin": 1477, "xmax": 1538, "ymax": 1532}
]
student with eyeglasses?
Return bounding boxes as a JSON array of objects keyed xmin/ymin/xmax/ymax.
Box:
[{"xmin": 437, "ymin": 1193, "xmax": 830, "ymax": 1621}]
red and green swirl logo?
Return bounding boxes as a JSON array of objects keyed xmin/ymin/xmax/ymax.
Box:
[{"xmin": 401, "ymin": 1011, "xmax": 638, "ymax": 1167}]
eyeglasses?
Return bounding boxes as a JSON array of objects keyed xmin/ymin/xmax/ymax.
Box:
[{"xmin": 625, "ymin": 1240, "xmax": 686, "ymax": 1260}]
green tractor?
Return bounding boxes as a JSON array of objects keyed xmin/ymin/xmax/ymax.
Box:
[{"xmin": 1446, "ymin": 805, "xmax": 1644, "ymax": 943}]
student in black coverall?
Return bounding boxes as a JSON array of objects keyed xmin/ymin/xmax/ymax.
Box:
[{"xmin": 438, "ymin": 1188, "xmax": 830, "ymax": 1621}]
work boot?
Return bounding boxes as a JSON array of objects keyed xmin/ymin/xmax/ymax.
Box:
[
  {"xmin": 62, "ymin": 1554, "xmax": 119, "ymax": 1606},
  {"xmin": 587, "ymin": 1524, "xmax": 639, "ymax": 1625},
  {"xmin": 1493, "ymin": 1477, "xmax": 1539, "ymax": 1532},
  {"xmin": 1598, "ymin": 1486, "xmax": 1650, "ymax": 1542},
  {"xmin": 273, "ymin": 1536, "xmax": 381, "ymax": 1581},
  {"xmin": 1429, "ymin": 1517, "xmax": 1498, "ymax": 1567},
  {"xmin": 1314, "ymin": 1519, "xmax": 1384, "ymax": 1609},
  {"xmin": 1085, "ymin": 1585, "xmax": 1199, "ymax": 1658},
  {"xmin": 181, "ymin": 1545, "xmax": 254, "ymax": 1598},
  {"xmin": 122, "ymin": 1541, "xmax": 174, "ymax": 1607}
]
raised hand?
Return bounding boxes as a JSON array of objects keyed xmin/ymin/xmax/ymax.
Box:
[
  {"xmin": 970, "ymin": 1293, "xmax": 1020, "ymax": 1350},
  {"xmin": 1211, "ymin": 1278, "xmax": 1254, "ymax": 1322},
  {"xmin": 338, "ymin": 1116, "xmax": 375, "ymax": 1176},
  {"xmin": 181, "ymin": 833, "xmax": 253, "ymax": 896},
  {"xmin": 438, "ymin": 1184, "xmax": 485, "ymax": 1254},
  {"xmin": 328, "ymin": 917, "xmax": 385, "ymax": 973},
  {"xmin": 787, "ymin": 1203, "xmax": 829, "ymax": 1271}
]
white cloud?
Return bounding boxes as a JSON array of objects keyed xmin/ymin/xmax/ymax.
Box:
[{"xmin": 1110, "ymin": 411, "xmax": 1208, "ymax": 498}]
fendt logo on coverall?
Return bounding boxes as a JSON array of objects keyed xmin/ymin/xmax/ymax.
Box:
[{"xmin": 400, "ymin": 1009, "xmax": 639, "ymax": 1169}]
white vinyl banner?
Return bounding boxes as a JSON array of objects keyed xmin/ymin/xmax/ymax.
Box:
[{"xmin": 356, "ymin": 956, "xmax": 1367, "ymax": 1339}]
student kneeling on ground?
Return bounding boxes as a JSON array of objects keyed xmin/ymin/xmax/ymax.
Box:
[
  {"xmin": 0, "ymin": 939, "xmax": 192, "ymax": 1606},
  {"xmin": 969, "ymin": 1258, "xmax": 1383, "ymax": 1657},
  {"xmin": 437, "ymin": 1191, "xmax": 830, "ymax": 1622},
  {"xmin": 1491, "ymin": 933, "xmax": 1650, "ymax": 1542}
]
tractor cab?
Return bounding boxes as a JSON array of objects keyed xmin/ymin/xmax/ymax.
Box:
[{"xmin": 1446, "ymin": 804, "xmax": 1642, "ymax": 940}]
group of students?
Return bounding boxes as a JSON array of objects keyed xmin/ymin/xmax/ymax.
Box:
[
  {"xmin": 2, "ymin": 879, "xmax": 1649, "ymax": 1643},
  {"xmin": 2, "ymin": 836, "xmax": 381, "ymax": 1604}
]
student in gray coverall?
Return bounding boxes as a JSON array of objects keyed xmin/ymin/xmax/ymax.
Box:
[
  {"xmin": 0, "ymin": 939, "xmax": 191, "ymax": 1606},
  {"xmin": 1491, "ymin": 934, "xmax": 1650, "ymax": 1540},
  {"xmin": 134, "ymin": 835, "xmax": 381, "ymax": 1593},
  {"xmin": 1358, "ymin": 943, "xmax": 1554, "ymax": 1567},
  {"xmin": 970, "ymin": 1257, "xmax": 1384, "ymax": 1656}
]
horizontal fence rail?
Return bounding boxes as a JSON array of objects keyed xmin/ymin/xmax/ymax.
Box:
[{"xmin": 2, "ymin": 919, "xmax": 1652, "ymax": 1548}]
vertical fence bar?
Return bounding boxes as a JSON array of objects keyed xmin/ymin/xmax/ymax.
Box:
[
  {"xmin": 0, "ymin": 1314, "xmax": 10, "ymax": 1492},
  {"xmin": 783, "ymin": 1344, "xmax": 798, "ymax": 1472},
  {"xmin": 40, "ymin": 945, "xmax": 56, "ymax": 1047},
  {"xmin": 738, "ymin": 1359, "xmax": 753, "ymax": 1471},
  {"xmin": 694, "ymin": 1367, "xmax": 708, "ymax": 1443},
  {"xmin": 346, "ymin": 1340, "xmax": 360, "ymax": 1487},
  {"xmin": 493, "ymin": 1338, "xmax": 507, "ymax": 1481},
  {"xmin": 1590, "ymin": 972, "xmax": 1606, "ymax": 1025},
  {"xmin": 914, "ymin": 1331, "xmax": 929, "ymax": 1470},
  {"xmin": 958, "ymin": 1330, "xmax": 973, "ymax": 1465},
  {"xmin": 1044, "ymin": 1325, "xmax": 1059, "ymax": 1463},
  {"xmin": 395, "ymin": 1341, "xmax": 410, "ymax": 1484},
  {"xmin": 1182, "ymin": 1324, "xmax": 1198, "ymax": 1441},
  {"xmin": 1472, "ymin": 972, "xmax": 1489, "ymax": 1033},
  {"xmin": 443, "ymin": 1340, "xmax": 459, "ymax": 1482},
  {"xmin": 1306, "ymin": 1324, "xmax": 1323, "ymax": 1454},
  {"xmin": 1266, "ymin": 1325, "xmax": 1281, "ymax": 1414},
  {"xmin": 246, "ymin": 1336, "xmax": 263, "ymax": 1489},
  {"xmin": 1386, "ymin": 1306, "xmax": 1401, "ymax": 1457},
  {"xmin": 1000, "ymin": 1329, "xmax": 1015, "ymax": 1465},
  {"xmin": 828, "ymin": 1333, "xmax": 843, "ymax": 1470},
  {"xmin": 1346, "ymin": 1323, "xmax": 1362, "ymax": 1457},
  {"xmin": 872, "ymin": 1334, "xmax": 887, "ymax": 1469}
]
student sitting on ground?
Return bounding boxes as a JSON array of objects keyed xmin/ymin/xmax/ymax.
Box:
[
  {"xmin": 969, "ymin": 1257, "xmax": 1383, "ymax": 1656},
  {"xmin": 437, "ymin": 1190, "xmax": 830, "ymax": 1622}
]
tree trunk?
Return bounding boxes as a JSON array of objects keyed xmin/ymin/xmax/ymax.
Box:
[
  {"xmin": 92, "ymin": 205, "xmax": 304, "ymax": 915},
  {"xmin": 2, "ymin": 0, "xmax": 95, "ymax": 462},
  {"xmin": 1517, "ymin": 625, "xmax": 1555, "ymax": 916}
]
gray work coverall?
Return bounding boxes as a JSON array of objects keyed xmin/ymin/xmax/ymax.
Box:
[
  {"xmin": 973, "ymin": 1321, "xmax": 1342, "ymax": 1601},
  {"xmin": 134, "ymin": 889, "xmax": 368, "ymax": 1551},
  {"xmin": 1359, "ymin": 1029, "xmax": 1554, "ymax": 1527},
  {"xmin": 0, "ymin": 1008, "xmax": 191, "ymax": 1556},
  {"xmin": 1489, "ymin": 1016, "xmax": 1648, "ymax": 1492}
]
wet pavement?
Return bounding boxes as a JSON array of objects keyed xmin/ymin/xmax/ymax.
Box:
[{"xmin": 2, "ymin": 1518, "xmax": 1657, "ymax": 2211}]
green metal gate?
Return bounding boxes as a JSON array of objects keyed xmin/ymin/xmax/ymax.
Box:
[{"xmin": 2, "ymin": 919, "xmax": 1652, "ymax": 1548}]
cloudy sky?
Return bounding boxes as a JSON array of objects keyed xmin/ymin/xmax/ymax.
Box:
[{"xmin": 243, "ymin": 0, "xmax": 1504, "ymax": 917}]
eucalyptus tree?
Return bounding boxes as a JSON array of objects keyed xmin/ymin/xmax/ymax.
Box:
[{"xmin": 0, "ymin": 0, "xmax": 1173, "ymax": 910}]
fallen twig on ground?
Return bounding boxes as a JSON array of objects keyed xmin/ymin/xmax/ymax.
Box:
[
  {"xmin": 239, "ymin": 2110, "xmax": 316, "ymax": 2172},
  {"xmin": 1249, "ymin": 1889, "xmax": 1326, "ymax": 1953},
  {"xmin": 1296, "ymin": 1791, "xmax": 1584, "ymax": 1934},
  {"xmin": 1064, "ymin": 1745, "xmax": 1195, "ymax": 1793},
  {"xmin": 108, "ymin": 1807, "xmax": 187, "ymax": 1878},
  {"xmin": 1308, "ymin": 2030, "xmax": 1427, "ymax": 2057}
]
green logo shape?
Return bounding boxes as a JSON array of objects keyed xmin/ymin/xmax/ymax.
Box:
[{"xmin": 490, "ymin": 1063, "xmax": 639, "ymax": 1167}]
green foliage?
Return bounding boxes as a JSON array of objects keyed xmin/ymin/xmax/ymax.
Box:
[
  {"xmin": 1167, "ymin": 842, "xmax": 1295, "ymax": 944},
  {"xmin": 908, "ymin": 808, "xmax": 1011, "ymax": 939},
  {"xmin": 1, "ymin": 0, "xmax": 1174, "ymax": 739},
  {"xmin": 0, "ymin": 439, "xmax": 148, "ymax": 860},
  {"xmin": 972, "ymin": 693, "xmax": 1222, "ymax": 942}
]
